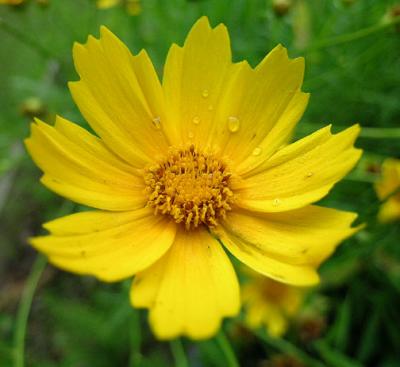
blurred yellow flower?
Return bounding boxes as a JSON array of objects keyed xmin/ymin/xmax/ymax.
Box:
[
  {"xmin": 0, "ymin": 0, "xmax": 24, "ymax": 4},
  {"xmin": 25, "ymin": 17, "xmax": 361, "ymax": 340},
  {"xmin": 96, "ymin": 0, "xmax": 141, "ymax": 15},
  {"xmin": 242, "ymin": 271, "xmax": 304, "ymax": 336},
  {"xmin": 375, "ymin": 158, "xmax": 400, "ymax": 222}
]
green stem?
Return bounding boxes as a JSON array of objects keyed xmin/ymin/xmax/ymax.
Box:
[
  {"xmin": 13, "ymin": 255, "xmax": 47, "ymax": 367},
  {"xmin": 345, "ymin": 172, "xmax": 376, "ymax": 184},
  {"xmin": 216, "ymin": 331, "xmax": 240, "ymax": 367},
  {"xmin": 129, "ymin": 309, "xmax": 142, "ymax": 367},
  {"xmin": 253, "ymin": 330, "xmax": 325, "ymax": 367},
  {"xmin": 170, "ymin": 339, "xmax": 189, "ymax": 367},
  {"xmin": 305, "ymin": 16, "xmax": 400, "ymax": 51},
  {"xmin": 0, "ymin": 17, "xmax": 55, "ymax": 59},
  {"xmin": 359, "ymin": 127, "xmax": 400, "ymax": 139}
]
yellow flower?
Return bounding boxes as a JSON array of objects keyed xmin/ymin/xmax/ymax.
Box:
[
  {"xmin": 242, "ymin": 270, "xmax": 304, "ymax": 337},
  {"xmin": 375, "ymin": 158, "xmax": 400, "ymax": 222},
  {"xmin": 96, "ymin": 0, "xmax": 141, "ymax": 16},
  {"xmin": 25, "ymin": 17, "xmax": 362, "ymax": 340}
]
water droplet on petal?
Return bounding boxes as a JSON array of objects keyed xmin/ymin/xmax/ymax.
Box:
[
  {"xmin": 272, "ymin": 198, "xmax": 281, "ymax": 206},
  {"xmin": 306, "ymin": 172, "xmax": 313, "ymax": 178},
  {"xmin": 192, "ymin": 116, "xmax": 200, "ymax": 125},
  {"xmin": 208, "ymin": 104, "xmax": 214, "ymax": 111},
  {"xmin": 252, "ymin": 147, "xmax": 262, "ymax": 156},
  {"xmin": 202, "ymin": 89, "xmax": 209, "ymax": 98},
  {"xmin": 152, "ymin": 116, "xmax": 161, "ymax": 129},
  {"xmin": 227, "ymin": 116, "xmax": 240, "ymax": 133},
  {"xmin": 188, "ymin": 131, "xmax": 194, "ymax": 139}
]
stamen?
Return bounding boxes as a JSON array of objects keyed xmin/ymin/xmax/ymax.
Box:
[{"xmin": 144, "ymin": 145, "xmax": 235, "ymax": 230}]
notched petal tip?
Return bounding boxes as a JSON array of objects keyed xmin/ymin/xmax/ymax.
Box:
[
  {"xmin": 338, "ymin": 124, "xmax": 362, "ymax": 152},
  {"xmin": 72, "ymin": 37, "xmax": 89, "ymax": 53},
  {"xmin": 29, "ymin": 236, "xmax": 54, "ymax": 254},
  {"xmin": 193, "ymin": 15, "xmax": 212, "ymax": 29},
  {"xmin": 274, "ymin": 43, "xmax": 285, "ymax": 51},
  {"xmin": 270, "ymin": 44, "xmax": 304, "ymax": 66},
  {"xmin": 184, "ymin": 17, "xmax": 212, "ymax": 47},
  {"xmin": 184, "ymin": 15, "xmax": 230, "ymax": 49},
  {"xmin": 214, "ymin": 22, "xmax": 229, "ymax": 35},
  {"xmin": 72, "ymin": 41, "xmax": 88, "ymax": 66},
  {"xmin": 99, "ymin": 25, "xmax": 124, "ymax": 47},
  {"xmin": 27, "ymin": 235, "xmax": 39, "ymax": 247},
  {"xmin": 99, "ymin": 24, "xmax": 112, "ymax": 36},
  {"xmin": 348, "ymin": 123, "xmax": 361, "ymax": 139},
  {"xmin": 32, "ymin": 116, "xmax": 43, "ymax": 125},
  {"xmin": 292, "ymin": 55, "xmax": 305, "ymax": 74},
  {"xmin": 67, "ymin": 80, "xmax": 78, "ymax": 92},
  {"xmin": 72, "ymin": 35, "xmax": 99, "ymax": 58},
  {"xmin": 23, "ymin": 137, "xmax": 31, "ymax": 148}
]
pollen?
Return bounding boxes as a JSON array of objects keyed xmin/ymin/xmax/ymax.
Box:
[{"xmin": 144, "ymin": 145, "xmax": 235, "ymax": 230}]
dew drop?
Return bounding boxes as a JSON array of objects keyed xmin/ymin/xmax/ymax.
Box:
[
  {"xmin": 202, "ymin": 89, "xmax": 209, "ymax": 98},
  {"xmin": 272, "ymin": 198, "xmax": 281, "ymax": 207},
  {"xmin": 188, "ymin": 131, "xmax": 194, "ymax": 139},
  {"xmin": 152, "ymin": 116, "xmax": 161, "ymax": 129},
  {"xmin": 192, "ymin": 116, "xmax": 200, "ymax": 125},
  {"xmin": 252, "ymin": 146, "xmax": 262, "ymax": 156},
  {"xmin": 306, "ymin": 172, "xmax": 313, "ymax": 178},
  {"xmin": 208, "ymin": 104, "xmax": 214, "ymax": 111},
  {"xmin": 227, "ymin": 116, "xmax": 240, "ymax": 133}
]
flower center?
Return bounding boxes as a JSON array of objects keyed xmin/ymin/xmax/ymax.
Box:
[{"xmin": 144, "ymin": 145, "xmax": 235, "ymax": 230}]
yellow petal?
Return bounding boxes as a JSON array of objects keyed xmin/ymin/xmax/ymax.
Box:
[
  {"xmin": 262, "ymin": 306, "xmax": 288, "ymax": 337},
  {"xmin": 244, "ymin": 293, "xmax": 288, "ymax": 336},
  {"xmin": 213, "ymin": 45, "xmax": 307, "ymax": 164},
  {"xmin": 162, "ymin": 16, "xmax": 234, "ymax": 148},
  {"xmin": 242, "ymin": 274, "xmax": 303, "ymax": 336},
  {"xmin": 236, "ymin": 91, "xmax": 310, "ymax": 174},
  {"xmin": 214, "ymin": 205, "xmax": 360, "ymax": 286},
  {"xmin": 70, "ymin": 26, "xmax": 169, "ymax": 168},
  {"xmin": 234, "ymin": 125, "xmax": 362, "ymax": 212},
  {"xmin": 53, "ymin": 116, "xmax": 138, "ymax": 175},
  {"xmin": 162, "ymin": 19, "xmax": 307, "ymax": 166},
  {"xmin": 375, "ymin": 158, "xmax": 400, "ymax": 200},
  {"xmin": 130, "ymin": 228, "xmax": 240, "ymax": 340},
  {"xmin": 245, "ymin": 301, "xmax": 268, "ymax": 328},
  {"xmin": 377, "ymin": 198, "xmax": 400, "ymax": 223},
  {"xmin": 30, "ymin": 208, "xmax": 176, "ymax": 282},
  {"xmin": 25, "ymin": 117, "xmax": 145, "ymax": 211}
]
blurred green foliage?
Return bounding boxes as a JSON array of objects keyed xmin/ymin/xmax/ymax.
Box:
[{"xmin": 0, "ymin": 0, "xmax": 400, "ymax": 366}]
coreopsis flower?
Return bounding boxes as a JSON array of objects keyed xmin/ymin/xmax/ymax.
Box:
[
  {"xmin": 25, "ymin": 17, "xmax": 362, "ymax": 340},
  {"xmin": 242, "ymin": 270, "xmax": 304, "ymax": 336},
  {"xmin": 96, "ymin": 0, "xmax": 141, "ymax": 15},
  {"xmin": 375, "ymin": 158, "xmax": 400, "ymax": 222}
]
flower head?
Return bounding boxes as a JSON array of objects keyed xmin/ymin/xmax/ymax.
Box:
[
  {"xmin": 242, "ymin": 269, "xmax": 305, "ymax": 336},
  {"xmin": 25, "ymin": 17, "xmax": 362, "ymax": 340},
  {"xmin": 375, "ymin": 158, "xmax": 400, "ymax": 222}
]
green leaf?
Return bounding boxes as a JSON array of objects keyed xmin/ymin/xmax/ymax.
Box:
[{"xmin": 313, "ymin": 340, "xmax": 363, "ymax": 367}]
